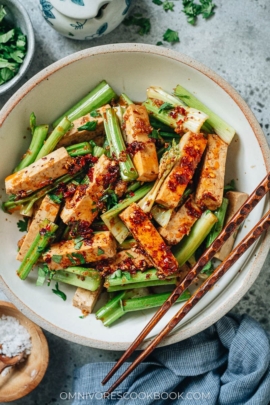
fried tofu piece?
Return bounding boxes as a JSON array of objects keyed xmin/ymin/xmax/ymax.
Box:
[
  {"xmin": 156, "ymin": 132, "xmax": 207, "ymax": 209},
  {"xmin": 124, "ymin": 104, "xmax": 159, "ymax": 181},
  {"xmin": 195, "ymin": 134, "xmax": 228, "ymax": 211},
  {"xmin": 57, "ymin": 105, "xmax": 110, "ymax": 147},
  {"xmin": 17, "ymin": 195, "xmax": 61, "ymax": 261},
  {"xmin": 73, "ymin": 285, "xmax": 103, "ymax": 314},
  {"xmin": 214, "ymin": 191, "xmax": 248, "ymax": 261},
  {"xmin": 43, "ymin": 231, "xmax": 117, "ymax": 270},
  {"xmin": 99, "ymin": 248, "xmax": 152, "ymax": 276},
  {"xmin": 120, "ymin": 203, "xmax": 179, "ymax": 279},
  {"xmin": 159, "ymin": 197, "xmax": 202, "ymax": 245},
  {"xmin": 61, "ymin": 155, "xmax": 118, "ymax": 224},
  {"xmin": 5, "ymin": 147, "xmax": 71, "ymax": 195}
]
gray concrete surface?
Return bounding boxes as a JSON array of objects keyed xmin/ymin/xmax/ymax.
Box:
[{"xmin": 0, "ymin": 0, "xmax": 269, "ymax": 403}]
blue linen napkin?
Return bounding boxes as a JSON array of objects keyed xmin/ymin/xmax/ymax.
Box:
[{"xmin": 72, "ymin": 314, "xmax": 270, "ymax": 404}]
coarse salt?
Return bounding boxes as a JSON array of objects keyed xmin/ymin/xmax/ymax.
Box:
[{"xmin": 0, "ymin": 315, "xmax": 32, "ymax": 358}]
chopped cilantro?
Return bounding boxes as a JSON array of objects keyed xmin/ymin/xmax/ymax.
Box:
[
  {"xmin": 79, "ymin": 315, "xmax": 85, "ymax": 319},
  {"xmin": 52, "ymin": 255, "xmax": 62, "ymax": 264},
  {"xmin": 122, "ymin": 271, "xmax": 131, "ymax": 280},
  {"xmin": 156, "ymin": 41, "xmax": 163, "ymax": 46},
  {"xmin": 163, "ymin": 29, "xmax": 180, "ymax": 43},
  {"xmin": 90, "ymin": 110, "xmax": 101, "ymax": 118},
  {"xmin": 0, "ymin": 7, "xmax": 27, "ymax": 85},
  {"xmin": 152, "ymin": 0, "xmax": 163, "ymax": 4},
  {"xmin": 36, "ymin": 267, "xmax": 46, "ymax": 286},
  {"xmin": 72, "ymin": 252, "xmax": 86, "ymax": 264},
  {"xmin": 37, "ymin": 246, "xmax": 45, "ymax": 253},
  {"xmin": 97, "ymin": 247, "xmax": 105, "ymax": 256},
  {"xmin": 52, "ymin": 282, "xmax": 67, "ymax": 301},
  {"xmin": 149, "ymin": 129, "xmax": 159, "ymax": 139},
  {"xmin": 100, "ymin": 190, "xmax": 118, "ymax": 210},
  {"xmin": 67, "ymin": 253, "xmax": 77, "ymax": 265},
  {"xmin": 182, "ymin": 0, "xmax": 216, "ymax": 25},
  {"xmin": 78, "ymin": 121, "xmax": 97, "ymax": 131},
  {"xmin": 74, "ymin": 236, "xmax": 84, "ymax": 250},
  {"xmin": 158, "ymin": 102, "xmax": 174, "ymax": 113},
  {"xmin": 200, "ymin": 260, "xmax": 214, "ymax": 276},
  {"xmin": 48, "ymin": 193, "xmax": 63, "ymax": 204},
  {"xmin": 163, "ymin": 1, "xmax": 175, "ymax": 11},
  {"xmin": 224, "ymin": 179, "xmax": 236, "ymax": 194},
  {"xmin": 115, "ymin": 269, "xmax": 122, "ymax": 278},
  {"xmin": 123, "ymin": 15, "xmax": 151, "ymax": 36},
  {"xmin": 17, "ymin": 218, "xmax": 29, "ymax": 232}
]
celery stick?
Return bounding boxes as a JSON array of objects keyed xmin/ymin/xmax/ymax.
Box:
[
  {"xmin": 123, "ymin": 290, "xmax": 191, "ymax": 312},
  {"xmin": 206, "ymin": 198, "xmax": 229, "ymax": 247},
  {"xmin": 173, "ymin": 211, "xmax": 218, "ymax": 266},
  {"xmin": 175, "ymin": 85, "xmax": 235, "ymax": 144}
]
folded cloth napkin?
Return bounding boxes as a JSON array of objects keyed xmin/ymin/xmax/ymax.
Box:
[{"xmin": 72, "ymin": 314, "xmax": 270, "ymax": 404}]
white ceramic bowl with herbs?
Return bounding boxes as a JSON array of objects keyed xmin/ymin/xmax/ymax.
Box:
[
  {"xmin": 0, "ymin": 0, "xmax": 35, "ymax": 95},
  {"xmin": 0, "ymin": 44, "xmax": 269, "ymax": 349}
]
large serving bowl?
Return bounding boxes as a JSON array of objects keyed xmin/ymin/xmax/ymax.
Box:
[{"xmin": 0, "ymin": 44, "xmax": 269, "ymax": 349}]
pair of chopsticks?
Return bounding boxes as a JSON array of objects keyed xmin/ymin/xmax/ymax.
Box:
[{"xmin": 102, "ymin": 172, "xmax": 270, "ymax": 394}]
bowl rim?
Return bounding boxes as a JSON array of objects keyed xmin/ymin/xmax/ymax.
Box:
[
  {"xmin": 0, "ymin": 0, "xmax": 35, "ymax": 95},
  {"xmin": 0, "ymin": 43, "xmax": 269, "ymax": 350}
]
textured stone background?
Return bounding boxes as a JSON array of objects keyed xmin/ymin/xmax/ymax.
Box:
[{"xmin": 0, "ymin": 0, "xmax": 269, "ymax": 404}]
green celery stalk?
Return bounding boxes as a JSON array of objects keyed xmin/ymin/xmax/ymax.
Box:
[
  {"xmin": 107, "ymin": 279, "xmax": 177, "ymax": 292},
  {"xmin": 52, "ymin": 267, "xmax": 101, "ymax": 291},
  {"xmin": 17, "ymin": 219, "xmax": 58, "ymax": 280},
  {"xmin": 123, "ymin": 290, "xmax": 191, "ymax": 312},
  {"xmin": 96, "ymin": 291, "xmax": 126, "ymax": 320},
  {"xmin": 173, "ymin": 211, "xmax": 218, "ymax": 266},
  {"xmin": 66, "ymin": 142, "xmax": 92, "ymax": 157},
  {"xmin": 14, "ymin": 124, "xmax": 49, "ymax": 172},
  {"xmin": 206, "ymin": 198, "xmax": 229, "ymax": 247},
  {"xmin": 35, "ymin": 116, "xmax": 72, "ymax": 160},
  {"xmin": 103, "ymin": 107, "xmax": 138, "ymax": 181},
  {"xmin": 175, "ymin": 85, "xmax": 235, "ymax": 144},
  {"xmin": 53, "ymin": 80, "xmax": 117, "ymax": 127}
]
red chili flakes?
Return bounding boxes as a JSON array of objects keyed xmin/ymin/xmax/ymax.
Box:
[
  {"xmin": 126, "ymin": 141, "xmax": 145, "ymax": 157},
  {"xmin": 68, "ymin": 154, "xmax": 98, "ymax": 175},
  {"xmin": 185, "ymin": 199, "xmax": 202, "ymax": 219},
  {"xmin": 130, "ymin": 206, "xmax": 148, "ymax": 225},
  {"xmin": 69, "ymin": 220, "xmax": 94, "ymax": 239}
]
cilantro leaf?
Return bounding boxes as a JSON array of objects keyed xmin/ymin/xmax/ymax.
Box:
[
  {"xmin": 224, "ymin": 179, "xmax": 236, "ymax": 194},
  {"xmin": 17, "ymin": 218, "xmax": 29, "ymax": 232},
  {"xmin": 100, "ymin": 190, "xmax": 118, "ymax": 210},
  {"xmin": 1, "ymin": 67, "xmax": 13, "ymax": 81},
  {"xmin": 90, "ymin": 110, "xmax": 101, "ymax": 118},
  {"xmin": 163, "ymin": 29, "xmax": 180, "ymax": 43},
  {"xmin": 97, "ymin": 247, "xmax": 105, "ymax": 256},
  {"xmin": 72, "ymin": 252, "xmax": 86, "ymax": 264},
  {"xmin": 122, "ymin": 271, "xmax": 132, "ymax": 280},
  {"xmin": 52, "ymin": 255, "xmax": 62, "ymax": 264},
  {"xmin": 74, "ymin": 236, "xmax": 84, "ymax": 250},
  {"xmin": 67, "ymin": 253, "xmax": 77, "ymax": 265},
  {"xmin": 200, "ymin": 0, "xmax": 216, "ymax": 19},
  {"xmin": 156, "ymin": 41, "xmax": 163, "ymax": 46},
  {"xmin": 163, "ymin": 1, "xmax": 174, "ymax": 11},
  {"xmin": 52, "ymin": 282, "xmax": 67, "ymax": 301},
  {"xmin": 158, "ymin": 102, "xmax": 174, "ymax": 113},
  {"xmin": 48, "ymin": 193, "xmax": 63, "ymax": 204},
  {"xmin": 152, "ymin": 0, "xmax": 163, "ymax": 4},
  {"xmin": 123, "ymin": 16, "xmax": 151, "ymax": 36},
  {"xmin": 78, "ymin": 121, "xmax": 97, "ymax": 131},
  {"xmin": 200, "ymin": 260, "xmax": 213, "ymax": 276}
]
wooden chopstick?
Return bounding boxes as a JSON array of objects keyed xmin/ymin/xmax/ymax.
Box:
[
  {"xmin": 105, "ymin": 208, "xmax": 270, "ymax": 395},
  {"xmin": 102, "ymin": 171, "xmax": 270, "ymax": 387}
]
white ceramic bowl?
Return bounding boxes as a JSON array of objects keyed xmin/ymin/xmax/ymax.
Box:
[
  {"xmin": 0, "ymin": 44, "xmax": 269, "ymax": 350},
  {"xmin": 0, "ymin": 0, "xmax": 35, "ymax": 94}
]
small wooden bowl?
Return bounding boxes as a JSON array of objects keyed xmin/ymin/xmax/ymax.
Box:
[{"xmin": 0, "ymin": 301, "xmax": 49, "ymax": 402}]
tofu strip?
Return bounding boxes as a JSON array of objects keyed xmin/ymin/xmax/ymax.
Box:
[
  {"xmin": 159, "ymin": 196, "xmax": 202, "ymax": 245},
  {"xmin": 57, "ymin": 105, "xmax": 110, "ymax": 147},
  {"xmin": 17, "ymin": 195, "xmax": 61, "ymax": 261},
  {"xmin": 214, "ymin": 191, "xmax": 248, "ymax": 261},
  {"xmin": 123, "ymin": 104, "xmax": 159, "ymax": 181},
  {"xmin": 156, "ymin": 132, "xmax": 207, "ymax": 209},
  {"xmin": 195, "ymin": 134, "xmax": 228, "ymax": 211},
  {"xmin": 5, "ymin": 147, "xmax": 72, "ymax": 195},
  {"xmin": 61, "ymin": 155, "xmax": 118, "ymax": 224},
  {"xmin": 120, "ymin": 203, "xmax": 179, "ymax": 278},
  {"xmin": 73, "ymin": 285, "xmax": 103, "ymax": 314},
  {"xmin": 43, "ymin": 231, "xmax": 117, "ymax": 270},
  {"xmin": 98, "ymin": 248, "xmax": 152, "ymax": 277}
]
